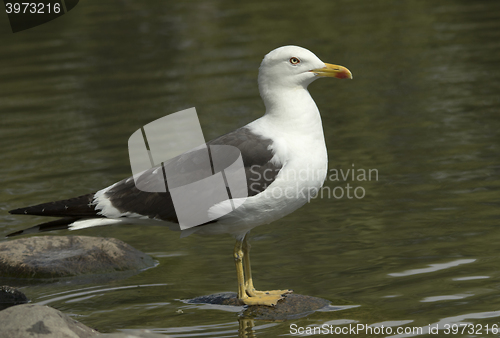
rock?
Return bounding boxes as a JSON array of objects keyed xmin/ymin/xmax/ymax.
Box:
[
  {"xmin": 188, "ymin": 292, "xmax": 331, "ymax": 320},
  {"xmin": 244, "ymin": 293, "xmax": 330, "ymax": 320},
  {"xmin": 0, "ymin": 286, "xmax": 29, "ymax": 311},
  {"xmin": 188, "ymin": 292, "xmax": 242, "ymax": 306},
  {"xmin": 0, "ymin": 236, "xmax": 156, "ymax": 278},
  {"xmin": 0, "ymin": 304, "xmax": 97, "ymax": 338}
]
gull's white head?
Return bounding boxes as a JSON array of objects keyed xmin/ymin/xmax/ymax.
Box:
[{"xmin": 258, "ymin": 45, "xmax": 352, "ymax": 92}]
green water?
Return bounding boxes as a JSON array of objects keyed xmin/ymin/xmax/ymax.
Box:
[{"xmin": 1, "ymin": 0, "xmax": 500, "ymax": 337}]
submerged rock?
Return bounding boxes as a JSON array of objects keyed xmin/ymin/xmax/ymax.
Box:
[
  {"xmin": 0, "ymin": 304, "xmax": 97, "ymax": 338},
  {"xmin": 0, "ymin": 286, "xmax": 29, "ymax": 310},
  {"xmin": 0, "ymin": 236, "xmax": 155, "ymax": 278},
  {"xmin": 188, "ymin": 292, "xmax": 330, "ymax": 320}
]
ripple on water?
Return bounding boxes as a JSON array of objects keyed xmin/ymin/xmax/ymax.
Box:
[
  {"xmin": 420, "ymin": 294, "xmax": 473, "ymax": 303},
  {"xmin": 36, "ymin": 284, "xmax": 168, "ymax": 306},
  {"xmin": 388, "ymin": 259, "xmax": 476, "ymax": 277}
]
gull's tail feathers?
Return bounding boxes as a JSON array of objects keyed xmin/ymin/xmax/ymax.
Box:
[{"xmin": 7, "ymin": 193, "xmax": 106, "ymax": 237}]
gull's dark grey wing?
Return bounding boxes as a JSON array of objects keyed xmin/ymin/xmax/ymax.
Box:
[
  {"xmin": 7, "ymin": 126, "xmax": 283, "ymax": 236},
  {"xmin": 103, "ymin": 126, "xmax": 282, "ymax": 222}
]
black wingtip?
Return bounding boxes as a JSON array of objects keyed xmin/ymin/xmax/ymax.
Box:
[
  {"xmin": 8, "ymin": 208, "xmax": 27, "ymax": 215},
  {"xmin": 7, "ymin": 193, "xmax": 97, "ymax": 217}
]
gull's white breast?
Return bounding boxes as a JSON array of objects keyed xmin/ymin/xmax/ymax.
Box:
[{"xmin": 202, "ymin": 93, "xmax": 328, "ymax": 238}]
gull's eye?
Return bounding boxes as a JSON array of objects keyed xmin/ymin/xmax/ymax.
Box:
[{"xmin": 289, "ymin": 57, "xmax": 300, "ymax": 65}]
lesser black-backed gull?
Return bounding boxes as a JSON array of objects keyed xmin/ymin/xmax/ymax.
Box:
[{"xmin": 8, "ymin": 45, "xmax": 352, "ymax": 306}]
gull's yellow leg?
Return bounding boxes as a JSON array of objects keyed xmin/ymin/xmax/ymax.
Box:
[
  {"xmin": 242, "ymin": 236, "xmax": 290, "ymax": 297},
  {"xmin": 242, "ymin": 235, "xmax": 292, "ymax": 297},
  {"xmin": 234, "ymin": 239, "xmax": 247, "ymax": 301},
  {"xmin": 234, "ymin": 238, "xmax": 286, "ymax": 306}
]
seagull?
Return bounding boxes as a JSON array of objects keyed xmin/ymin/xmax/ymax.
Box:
[{"xmin": 8, "ymin": 46, "xmax": 352, "ymax": 306}]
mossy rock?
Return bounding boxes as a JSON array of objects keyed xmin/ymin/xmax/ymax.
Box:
[{"xmin": 0, "ymin": 236, "xmax": 155, "ymax": 278}]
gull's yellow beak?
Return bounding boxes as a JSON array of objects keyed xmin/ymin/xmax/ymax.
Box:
[{"xmin": 310, "ymin": 63, "xmax": 353, "ymax": 79}]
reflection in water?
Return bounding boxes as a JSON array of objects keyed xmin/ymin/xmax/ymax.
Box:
[{"xmin": 238, "ymin": 318, "xmax": 255, "ymax": 338}]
